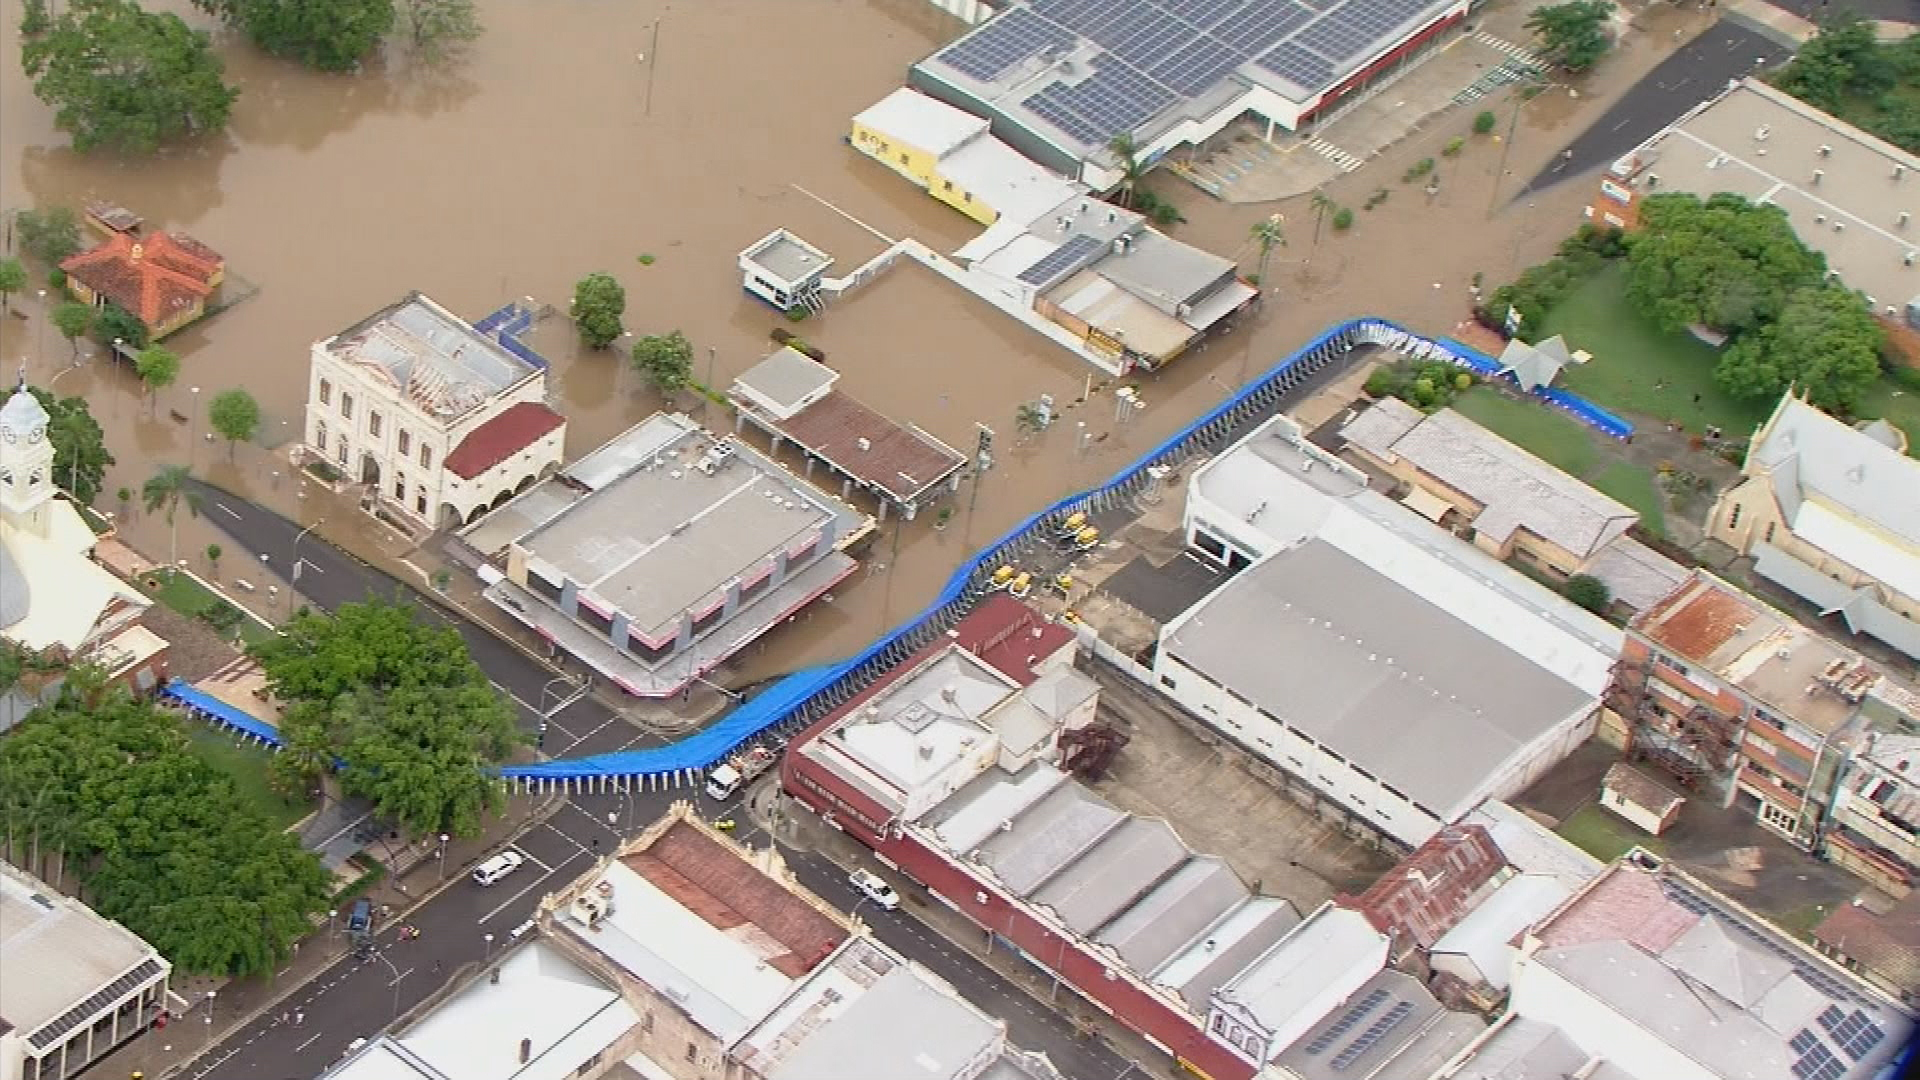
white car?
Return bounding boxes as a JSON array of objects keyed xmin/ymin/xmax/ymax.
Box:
[
  {"xmin": 848, "ymin": 867, "xmax": 900, "ymax": 911},
  {"xmin": 472, "ymin": 850, "xmax": 526, "ymax": 887}
]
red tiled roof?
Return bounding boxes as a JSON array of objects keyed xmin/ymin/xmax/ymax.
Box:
[
  {"xmin": 772, "ymin": 393, "xmax": 965, "ymax": 501},
  {"xmin": 1340, "ymin": 825, "xmax": 1505, "ymax": 950},
  {"xmin": 59, "ymin": 231, "xmax": 221, "ymax": 330},
  {"xmin": 444, "ymin": 402, "xmax": 566, "ymax": 480},
  {"xmin": 632, "ymin": 821, "xmax": 846, "ymax": 977},
  {"xmin": 1814, "ymin": 898, "xmax": 1920, "ymax": 999},
  {"xmin": 1535, "ymin": 864, "xmax": 1698, "ymax": 953}
]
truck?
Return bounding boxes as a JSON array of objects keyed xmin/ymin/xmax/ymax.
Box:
[{"xmin": 705, "ymin": 744, "xmax": 777, "ymax": 800}]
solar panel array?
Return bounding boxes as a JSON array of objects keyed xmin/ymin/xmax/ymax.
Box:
[
  {"xmin": 1820, "ymin": 1007, "xmax": 1888, "ymax": 1062},
  {"xmin": 1663, "ymin": 881, "xmax": 1869, "ymax": 1005},
  {"xmin": 1302, "ymin": 987, "xmax": 1391, "ymax": 1055},
  {"xmin": 1329, "ymin": 1000, "xmax": 1416, "ymax": 1071},
  {"xmin": 1792, "ymin": 1041, "xmax": 1845, "ymax": 1080},
  {"xmin": 1017, "ymin": 234, "xmax": 1105, "ymax": 286},
  {"xmin": 929, "ymin": 0, "xmax": 1449, "ymax": 147}
]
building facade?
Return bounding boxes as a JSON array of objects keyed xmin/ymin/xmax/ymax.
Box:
[
  {"xmin": 1705, "ymin": 392, "xmax": 1920, "ymax": 662},
  {"xmin": 1, "ymin": 861, "xmax": 173, "ymax": 1080},
  {"xmin": 59, "ymin": 229, "xmax": 223, "ymax": 341},
  {"xmin": 304, "ymin": 294, "xmax": 567, "ymax": 531},
  {"xmin": 1826, "ymin": 723, "xmax": 1920, "ymax": 897}
]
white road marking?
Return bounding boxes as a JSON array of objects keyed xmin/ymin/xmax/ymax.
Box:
[
  {"xmin": 509, "ymin": 843, "xmax": 552, "ymax": 874},
  {"xmin": 217, "ymin": 502, "xmax": 241, "ymax": 519},
  {"xmin": 293, "ymin": 1032, "xmax": 322, "ymax": 1053},
  {"xmin": 388, "ymin": 967, "xmax": 413, "ymax": 987},
  {"xmin": 478, "ymin": 849, "xmax": 585, "ymax": 925}
]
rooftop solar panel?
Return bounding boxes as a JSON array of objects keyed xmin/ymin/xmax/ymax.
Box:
[
  {"xmin": 1303, "ymin": 988, "xmax": 1391, "ymax": 1055},
  {"xmin": 939, "ymin": 8, "xmax": 1074, "ymax": 83},
  {"xmin": 1330, "ymin": 1000, "xmax": 1415, "ymax": 1071},
  {"xmin": 1018, "ymin": 234, "xmax": 1105, "ymax": 286},
  {"xmin": 1150, "ymin": 35, "xmax": 1253, "ymax": 95},
  {"xmin": 1254, "ymin": 41, "xmax": 1336, "ymax": 92},
  {"xmin": 1158, "ymin": 0, "xmax": 1250, "ymax": 24},
  {"xmin": 1212, "ymin": 0, "xmax": 1315, "ymax": 49}
]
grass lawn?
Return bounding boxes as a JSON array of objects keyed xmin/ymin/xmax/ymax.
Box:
[
  {"xmin": 1859, "ymin": 379, "xmax": 1920, "ymax": 456},
  {"xmin": 144, "ymin": 568, "xmax": 275, "ymax": 647},
  {"xmin": 1541, "ymin": 264, "xmax": 1774, "ymax": 436},
  {"xmin": 1589, "ymin": 460, "xmax": 1666, "ymax": 537},
  {"xmin": 1556, "ymin": 803, "xmax": 1666, "ymax": 862},
  {"xmin": 181, "ymin": 723, "xmax": 308, "ymax": 830},
  {"xmin": 1451, "ymin": 388, "xmax": 1599, "ymax": 476}
]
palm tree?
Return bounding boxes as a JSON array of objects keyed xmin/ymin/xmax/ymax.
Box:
[
  {"xmin": 1307, "ymin": 191, "xmax": 1336, "ymax": 265},
  {"xmin": 1250, "ymin": 214, "xmax": 1286, "ymax": 299},
  {"xmin": 1014, "ymin": 402, "xmax": 1049, "ymax": 444},
  {"xmin": 1108, "ymin": 133, "xmax": 1143, "ymax": 210},
  {"xmin": 142, "ymin": 464, "xmax": 203, "ymax": 567}
]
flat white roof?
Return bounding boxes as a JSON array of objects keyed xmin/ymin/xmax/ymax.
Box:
[
  {"xmin": 1431, "ymin": 874, "xmax": 1571, "ymax": 991},
  {"xmin": 1794, "ymin": 499, "xmax": 1920, "ymax": 606},
  {"xmin": 937, "ymin": 135, "xmax": 1084, "ymax": 226},
  {"xmin": 816, "ymin": 647, "xmax": 1017, "ymax": 810},
  {"xmin": 0, "ymin": 860, "xmax": 166, "ymax": 1050},
  {"xmin": 854, "ymin": 88, "xmax": 989, "ymax": 158},
  {"xmin": 1216, "ymin": 905, "xmax": 1386, "ymax": 1043}
]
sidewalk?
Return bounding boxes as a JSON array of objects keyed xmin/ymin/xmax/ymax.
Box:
[
  {"xmin": 743, "ymin": 782, "xmax": 1183, "ymax": 1078},
  {"xmin": 94, "ymin": 789, "xmax": 565, "ymax": 1080}
]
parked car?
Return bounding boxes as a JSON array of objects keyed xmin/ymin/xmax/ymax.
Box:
[
  {"xmin": 346, "ymin": 897, "xmax": 374, "ymax": 936},
  {"xmin": 472, "ymin": 850, "xmax": 526, "ymax": 887},
  {"xmin": 848, "ymin": 867, "xmax": 900, "ymax": 911}
]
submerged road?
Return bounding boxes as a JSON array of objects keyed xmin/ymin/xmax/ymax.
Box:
[{"xmin": 183, "ymin": 481, "xmax": 1135, "ymax": 1080}]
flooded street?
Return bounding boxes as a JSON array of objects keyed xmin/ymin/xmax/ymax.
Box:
[{"xmin": 0, "ymin": 0, "xmax": 1640, "ymax": 685}]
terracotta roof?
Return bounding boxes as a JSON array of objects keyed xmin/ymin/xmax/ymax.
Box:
[
  {"xmin": 1535, "ymin": 863, "xmax": 1699, "ymax": 954},
  {"xmin": 770, "ymin": 392, "xmax": 965, "ymax": 502},
  {"xmin": 631, "ymin": 821, "xmax": 845, "ymax": 978},
  {"xmin": 1814, "ymin": 896, "xmax": 1920, "ymax": 998},
  {"xmin": 59, "ymin": 231, "xmax": 221, "ymax": 329},
  {"xmin": 1603, "ymin": 762, "xmax": 1685, "ymax": 815},
  {"xmin": 1631, "ymin": 573, "xmax": 1766, "ymax": 664},
  {"xmin": 1340, "ymin": 824, "xmax": 1505, "ymax": 950},
  {"xmin": 443, "ymin": 402, "xmax": 566, "ymax": 480}
]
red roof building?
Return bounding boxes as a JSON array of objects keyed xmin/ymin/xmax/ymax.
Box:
[
  {"xmin": 1814, "ymin": 893, "xmax": 1920, "ymax": 1006},
  {"xmin": 60, "ymin": 231, "xmax": 224, "ymax": 339},
  {"xmin": 1339, "ymin": 824, "xmax": 1506, "ymax": 955},
  {"xmin": 443, "ymin": 401, "xmax": 567, "ymax": 480}
]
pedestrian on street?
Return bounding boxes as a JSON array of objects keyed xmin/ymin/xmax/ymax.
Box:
[{"xmin": 294, "ymin": 1010, "xmax": 304, "ymax": 1027}]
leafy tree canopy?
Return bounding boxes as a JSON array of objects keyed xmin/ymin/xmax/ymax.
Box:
[
  {"xmin": 399, "ymin": 0, "xmax": 481, "ymax": 64},
  {"xmin": 135, "ymin": 344, "xmax": 181, "ymax": 394},
  {"xmin": 27, "ymin": 387, "xmax": 114, "ymax": 504},
  {"xmin": 208, "ymin": 388, "xmax": 262, "ymax": 454},
  {"xmin": 251, "ymin": 599, "xmax": 521, "ymax": 837},
  {"xmin": 0, "ymin": 258, "xmax": 26, "ymax": 309},
  {"xmin": 631, "ymin": 330, "xmax": 693, "ymax": 396},
  {"xmin": 51, "ymin": 302, "xmax": 91, "ymax": 354},
  {"xmin": 0, "ymin": 691, "xmax": 332, "ymax": 975},
  {"xmin": 1623, "ymin": 193, "xmax": 1827, "ymax": 335},
  {"xmin": 1564, "ymin": 573, "xmax": 1611, "ymax": 614},
  {"xmin": 1714, "ymin": 283, "xmax": 1885, "ymax": 413},
  {"xmin": 193, "ymin": 0, "xmax": 396, "ymax": 72},
  {"xmin": 1525, "ymin": 0, "xmax": 1615, "ymax": 72},
  {"xmin": 1773, "ymin": 12, "xmax": 1894, "ymax": 111},
  {"xmin": 22, "ymin": 0, "xmax": 238, "ymax": 153},
  {"xmin": 14, "ymin": 207, "xmax": 83, "ymax": 265},
  {"xmin": 572, "ymin": 272, "xmax": 626, "ymax": 349},
  {"xmin": 92, "ymin": 303, "xmax": 150, "ymax": 351}
]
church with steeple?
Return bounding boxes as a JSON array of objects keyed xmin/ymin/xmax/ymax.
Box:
[{"xmin": 0, "ymin": 377, "xmax": 151, "ymax": 667}]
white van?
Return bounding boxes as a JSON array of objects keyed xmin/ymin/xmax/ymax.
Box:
[{"xmin": 472, "ymin": 850, "xmax": 526, "ymax": 887}]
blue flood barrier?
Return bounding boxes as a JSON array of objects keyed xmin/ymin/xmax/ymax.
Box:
[
  {"xmin": 500, "ymin": 317, "xmax": 1632, "ymax": 787},
  {"xmin": 161, "ymin": 677, "xmax": 283, "ymax": 747}
]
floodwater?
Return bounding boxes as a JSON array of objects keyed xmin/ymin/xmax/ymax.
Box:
[{"xmin": 0, "ymin": 0, "xmax": 1657, "ymax": 687}]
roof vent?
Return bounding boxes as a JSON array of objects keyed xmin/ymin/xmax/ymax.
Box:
[
  {"xmin": 1646, "ymin": 174, "xmax": 1660, "ymax": 189},
  {"xmin": 1755, "ymin": 125, "xmax": 1771, "ymax": 141},
  {"xmin": 1901, "ymin": 212, "xmax": 1911, "ymax": 228},
  {"xmin": 1848, "ymin": 464, "xmax": 1866, "ymax": 483},
  {"xmin": 1834, "ymin": 221, "xmax": 1845, "ymax": 232},
  {"xmin": 856, "ymin": 437, "xmax": 872, "ymax": 451},
  {"xmin": 1813, "ymin": 169, "xmax": 1825, "ymax": 185},
  {"xmin": 1898, "ymin": 165, "xmax": 1908, "ymax": 180},
  {"xmin": 941, "ymin": 683, "xmax": 959, "ymax": 706},
  {"xmin": 1907, "ymin": 252, "xmax": 1916, "ymax": 267},
  {"xmin": 1815, "ymin": 214, "xmax": 1827, "ymax": 224},
  {"xmin": 1819, "ymin": 144, "xmax": 1832, "ymax": 157}
]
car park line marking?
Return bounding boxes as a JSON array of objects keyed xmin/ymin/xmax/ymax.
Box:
[
  {"xmin": 508, "ymin": 845, "xmax": 552, "ymax": 874},
  {"xmin": 294, "ymin": 1033, "xmax": 322, "ymax": 1053}
]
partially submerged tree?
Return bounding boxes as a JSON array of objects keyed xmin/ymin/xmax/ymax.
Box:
[
  {"xmin": 571, "ymin": 272, "xmax": 626, "ymax": 349},
  {"xmin": 208, "ymin": 388, "xmax": 262, "ymax": 458},
  {"xmin": 29, "ymin": 387, "xmax": 114, "ymax": 504},
  {"xmin": 1525, "ymin": 0, "xmax": 1615, "ymax": 72},
  {"xmin": 51, "ymin": 302, "xmax": 92, "ymax": 358},
  {"xmin": 141, "ymin": 463, "xmax": 201, "ymax": 565},
  {"xmin": 631, "ymin": 330, "xmax": 693, "ymax": 398},
  {"xmin": 192, "ymin": 0, "xmax": 396, "ymax": 72},
  {"xmin": 399, "ymin": 0, "xmax": 481, "ymax": 64},
  {"xmin": 23, "ymin": 0, "xmax": 238, "ymax": 153},
  {"xmin": 14, "ymin": 207, "xmax": 83, "ymax": 265},
  {"xmin": 134, "ymin": 345, "xmax": 181, "ymax": 408}
]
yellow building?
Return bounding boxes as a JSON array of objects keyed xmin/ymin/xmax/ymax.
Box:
[{"xmin": 850, "ymin": 88, "xmax": 1080, "ymax": 226}]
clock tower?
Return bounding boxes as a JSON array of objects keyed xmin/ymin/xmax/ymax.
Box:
[{"xmin": 0, "ymin": 379, "xmax": 56, "ymax": 539}]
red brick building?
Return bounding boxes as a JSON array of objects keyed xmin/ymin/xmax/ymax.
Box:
[{"xmin": 1339, "ymin": 825, "xmax": 1505, "ymax": 957}]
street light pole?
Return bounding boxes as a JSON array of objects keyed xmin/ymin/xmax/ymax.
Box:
[
  {"xmin": 289, "ymin": 517, "xmax": 325, "ymax": 613},
  {"xmin": 189, "ymin": 386, "xmax": 201, "ymax": 464},
  {"xmin": 436, "ymin": 833, "xmax": 450, "ymax": 881},
  {"xmin": 483, "ymin": 932, "xmax": 496, "ymax": 964}
]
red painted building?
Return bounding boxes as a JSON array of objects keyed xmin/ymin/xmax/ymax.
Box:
[{"xmin": 1338, "ymin": 825, "xmax": 1505, "ymax": 956}]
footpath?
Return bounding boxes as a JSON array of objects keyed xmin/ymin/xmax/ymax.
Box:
[
  {"xmin": 743, "ymin": 782, "xmax": 1183, "ymax": 1078},
  {"xmin": 97, "ymin": 790, "xmax": 564, "ymax": 1080}
]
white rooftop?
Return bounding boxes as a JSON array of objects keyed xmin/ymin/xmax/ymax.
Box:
[
  {"xmin": 0, "ymin": 860, "xmax": 166, "ymax": 1050},
  {"xmin": 938, "ymin": 136, "xmax": 1085, "ymax": 227},
  {"xmin": 818, "ymin": 646, "xmax": 1017, "ymax": 812},
  {"xmin": 1215, "ymin": 905, "xmax": 1387, "ymax": 1039},
  {"xmin": 854, "ymin": 88, "xmax": 990, "ymax": 159},
  {"xmin": 760, "ymin": 958, "xmax": 1004, "ymax": 1080},
  {"xmin": 1432, "ymin": 874, "xmax": 1571, "ymax": 991},
  {"xmin": 1461, "ymin": 801, "xmax": 1605, "ymax": 894},
  {"xmin": 325, "ymin": 293, "xmax": 540, "ymax": 423}
]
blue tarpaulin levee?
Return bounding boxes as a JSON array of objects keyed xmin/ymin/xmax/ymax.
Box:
[
  {"xmin": 500, "ymin": 316, "xmax": 1636, "ymax": 789},
  {"xmin": 160, "ymin": 677, "xmax": 283, "ymax": 747}
]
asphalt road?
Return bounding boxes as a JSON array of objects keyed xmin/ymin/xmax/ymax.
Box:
[
  {"xmin": 1519, "ymin": 19, "xmax": 1794, "ymax": 196},
  {"xmin": 1764, "ymin": 0, "xmax": 1920, "ymax": 23},
  {"xmin": 183, "ymin": 482, "xmax": 1136, "ymax": 1080}
]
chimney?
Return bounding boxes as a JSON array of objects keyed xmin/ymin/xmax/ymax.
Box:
[
  {"xmin": 1813, "ymin": 169, "xmax": 1824, "ymax": 185},
  {"xmin": 519, "ymin": 1038, "xmax": 532, "ymax": 1064},
  {"xmin": 941, "ymin": 683, "xmax": 959, "ymax": 706}
]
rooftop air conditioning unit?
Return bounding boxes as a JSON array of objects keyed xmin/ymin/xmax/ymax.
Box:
[
  {"xmin": 1901, "ymin": 212, "xmax": 1911, "ymax": 228},
  {"xmin": 1819, "ymin": 145, "xmax": 1832, "ymax": 157},
  {"xmin": 1813, "ymin": 169, "xmax": 1825, "ymax": 185},
  {"xmin": 1755, "ymin": 125, "xmax": 1771, "ymax": 141},
  {"xmin": 1898, "ymin": 165, "xmax": 1908, "ymax": 180}
]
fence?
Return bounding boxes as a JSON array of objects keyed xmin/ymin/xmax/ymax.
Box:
[{"xmin": 1370, "ymin": 323, "xmax": 1634, "ymax": 439}]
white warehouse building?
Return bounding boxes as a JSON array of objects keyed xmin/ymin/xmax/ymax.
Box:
[{"xmin": 1151, "ymin": 415, "xmax": 1622, "ymax": 849}]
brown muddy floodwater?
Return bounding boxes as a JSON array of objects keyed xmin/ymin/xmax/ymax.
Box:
[{"xmin": 0, "ymin": 0, "xmax": 1644, "ymax": 683}]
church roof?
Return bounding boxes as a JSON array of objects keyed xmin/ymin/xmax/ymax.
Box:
[{"xmin": 0, "ymin": 387, "xmax": 48, "ymax": 440}]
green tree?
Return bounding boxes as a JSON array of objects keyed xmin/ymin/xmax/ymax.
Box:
[
  {"xmin": 1624, "ymin": 193, "xmax": 1826, "ymax": 334},
  {"xmin": 1108, "ymin": 132, "xmax": 1143, "ymax": 210},
  {"xmin": 1250, "ymin": 214, "xmax": 1286, "ymax": 295},
  {"xmin": 251, "ymin": 600, "xmax": 521, "ymax": 837},
  {"xmin": 141, "ymin": 463, "xmax": 201, "ymax": 565},
  {"xmin": 15, "ymin": 207, "xmax": 83, "ymax": 265},
  {"xmin": 28, "ymin": 387, "xmax": 114, "ymax": 504},
  {"xmin": 571, "ymin": 272, "xmax": 626, "ymax": 349},
  {"xmin": 399, "ymin": 0, "xmax": 481, "ymax": 63},
  {"xmin": 1473, "ymin": 109, "xmax": 1498, "ymax": 134},
  {"xmin": 134, "ymin": 344, "xmax": 181, "ymax": 407},
  {"xmin": 51, "ymin": 301, "xmax": 91, "ymax": 358},
  {"xmin": 0, "ymin": 258, "xmax": 25, "ymax": 313},
  {"xmin": 1564, "ymin": 574, "xmax": 1611, "ymax": 613},
  {"xmin": 92, "ymin": 304, "xmax": 149, "ymax": 351},
  {"xmin": 23, "ymin": 0, "xmax": 238, "ymax": 154},
  {"xmin": 20, "ymin": 0, "xmax": 51, "ymax": 34},
  {"xmin": 1306, "ymin": 191, "xmax": 1336, "ymax": 265},
  {"xmin": 1773, "ymin": 11, "xmax": 1888, "ymax": 111},
  {"xmin": 631, "ymin": 330, "xmax": 694, "ymax": 398},
  {"xmin": 1715, "ymin": 284, "xmax": 1884, "ymax": 412},
  {"xmin": 208, "ymin": 388, "xmax": 261, "ymax": 458},
  {"xmin": 1014, "ymin": 401, "xmax": 1049, "ymax": 442},
  {"xmin": 1525, "ymin": 0, "xmax": 1615, "ymax": 72},
  {"xmin": 192, "ymin": 0, "xmax": 396, "ymax": 72},
  {"xmin": 0, "ymin": 691, "xmax": 331, "ymax": 975}
]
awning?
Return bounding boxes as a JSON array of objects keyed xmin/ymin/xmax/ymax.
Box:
[{"xmin": 1402, "ymin": 486, "xmax": 1453, "ymax": 524}]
